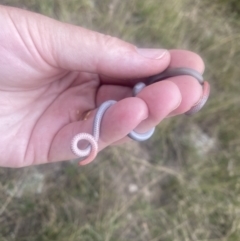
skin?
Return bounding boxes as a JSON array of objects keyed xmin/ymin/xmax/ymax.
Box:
[{"xmin": 0, "ymin": 5, "xmax": 204, "ymax": 167}]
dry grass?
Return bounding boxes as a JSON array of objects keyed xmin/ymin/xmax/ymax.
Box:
[{"xmin": 1, "ymin": 0, "xmax": 240, "ymax": 240}]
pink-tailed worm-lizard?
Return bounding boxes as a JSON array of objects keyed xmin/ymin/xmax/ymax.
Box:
[{"xmin": 71, "ymin": 67, "xmax": 210, "ymax": 165}]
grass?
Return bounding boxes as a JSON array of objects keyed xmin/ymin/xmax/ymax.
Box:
[{"xmin": 1, "ymin": 0, "xmax": 240, "ymax": 240}]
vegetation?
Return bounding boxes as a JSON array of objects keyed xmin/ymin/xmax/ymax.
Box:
[
  {"xmin": 1, "ymin": 0, "xmax": 240, "ymax": 240},
  {"xmin": 217, "ymin": 0, "xmax": 240, "ymax": 15}
]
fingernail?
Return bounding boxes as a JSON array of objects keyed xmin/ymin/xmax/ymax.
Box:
[{"xmin": 137, "ymin": 48, "xmax": 167, "ymax": 59}]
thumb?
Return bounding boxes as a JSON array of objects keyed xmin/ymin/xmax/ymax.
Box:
[
  {"xmin": 50, "ymin": 25, "xmax": 170, "ymax": 78},
  {"xmin": 7, "ymin": 6, "xmax": 170, "ymax": 79}
]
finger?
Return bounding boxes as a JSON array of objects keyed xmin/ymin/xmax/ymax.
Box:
[
  {"xmin": 128, "ymin": 81, "xmax": 181, "ymax": 134},
  {"xmin": 4, "ymin": 6, "xmax": 171, "ymax": 80},
  {"xmin": 164, "ymin": 75, "xmax": 203, "ymax": 115},
  {"xmin": 169, "ymin": 49, "xmax": 205, "ymax": 73},
  {"xmin": 48, "ymin": 97, "xmax": 149, "ymax": 163},
  {"xmin": 166, "ymin": 49, "xmax": 205, "ymax": 115}
]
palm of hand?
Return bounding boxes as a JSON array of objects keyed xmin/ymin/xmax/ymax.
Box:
[
  {"xmin": 0, "ymin": 17, "xmax": 100, "ymax": 167},
  {"xmin": 1, "ymin": 66, "xmax": 99, "ymax": 168}
]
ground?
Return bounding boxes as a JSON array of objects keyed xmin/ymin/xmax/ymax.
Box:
[{"xmin": 1, "ymin": 0, "xmax": 240, "ymax": 240}]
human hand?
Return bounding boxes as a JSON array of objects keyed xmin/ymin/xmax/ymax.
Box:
[{"xmin": 0, "ymin": 5, "xmax": 205, "ymax": 167}]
